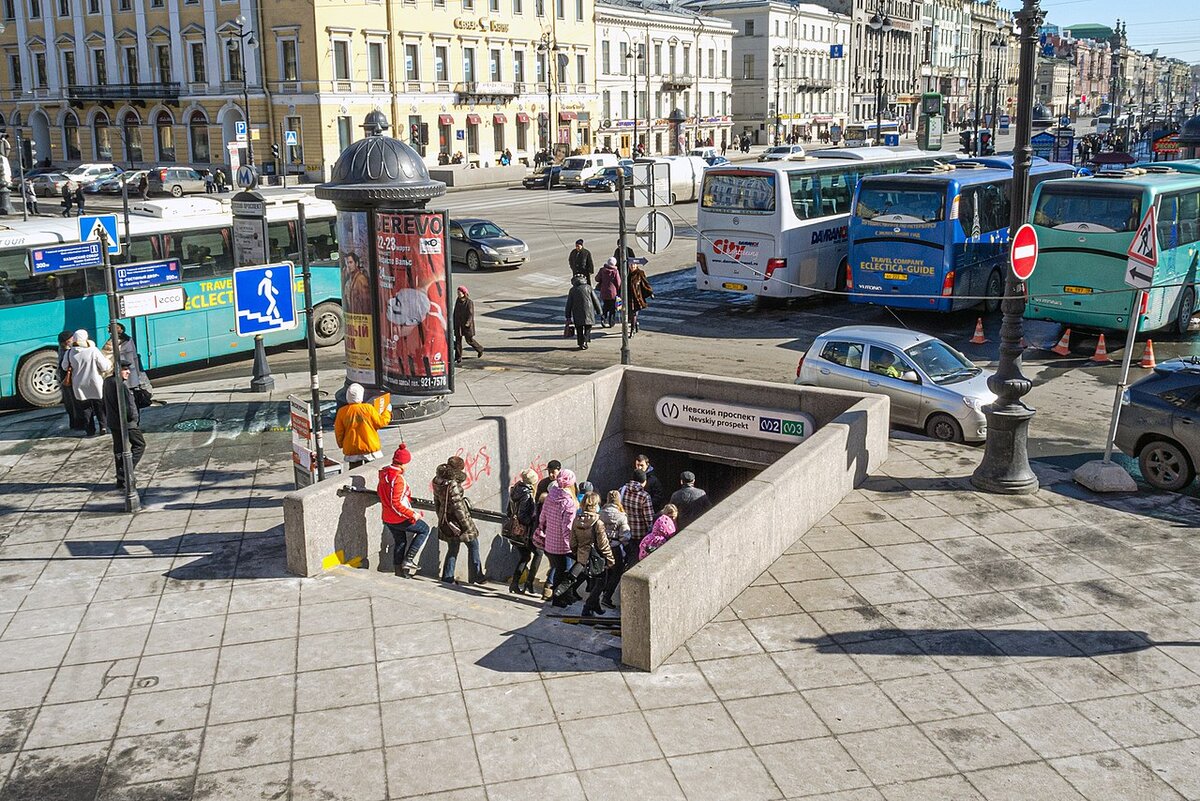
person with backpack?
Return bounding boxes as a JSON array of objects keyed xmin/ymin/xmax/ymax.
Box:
[
  {"xmin": 598, "ymin": 490, "xmax": 630, "ymax": 609},
  {"xmin": 505, "ymin": 469, "xmax": 541, "ymax": 595},
  {"xmin": 596, "ymin": 257, "xmax": 621, "ymax": 328},
  {"xmin": 377, "ymin": 445, "xmax": 429, "ymax": 577},
  {"xmin": 567, "ymin": 492, "xmax": 615, "ymax": 615}
]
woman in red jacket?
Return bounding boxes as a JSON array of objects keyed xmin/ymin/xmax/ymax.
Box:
[{"xmin": 377, "ymin": 445, "xmax": 429, "ymax": 577}]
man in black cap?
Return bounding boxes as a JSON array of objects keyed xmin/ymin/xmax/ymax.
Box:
[
  {"xmin": 568, "ymin": 239, "xmax": 594, "ymax": 285},
  {"xmin": 669, "ymin": 470, "xmax": 712, "ymax": 530},
  {"xmin": 102, "ymin": 360, "xmax": 146, "ymax": 490}
]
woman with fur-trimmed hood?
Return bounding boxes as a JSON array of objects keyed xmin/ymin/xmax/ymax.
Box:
[{"xmin": 433, "ymin": 455, "xmax": 484, "ymax": 584}]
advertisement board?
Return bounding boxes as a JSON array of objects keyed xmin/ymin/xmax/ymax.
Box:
[
  {"xmin": 374, "ymin": 210, "xmax": 453, "ymax": 395},
  {"xmin": 337, "ymin": 211, "xmax": 375, "ymax": 385}
]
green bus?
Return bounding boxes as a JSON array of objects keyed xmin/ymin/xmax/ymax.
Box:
[
  {"xmin": 1025, "ymin": 168, "xmax": 1200, "ymax": 334},
  {"xmin": 1, "ymin": 195, "xmax": 345, "ymax": 407}
]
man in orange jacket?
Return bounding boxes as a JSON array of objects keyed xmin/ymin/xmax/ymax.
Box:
[
  {"xmin": 378, "ymin": 444, "xmax": 429, "ymax": 577},
  {"xmin": 335, "ymin": 383, "xmax": 392, "ymax": 468}
]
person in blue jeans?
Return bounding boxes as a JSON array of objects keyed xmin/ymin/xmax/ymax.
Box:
[
  {"xmin": 433, "ymin": 455, "xmax": 485, "ymax": 584},
  {"xmin": 377, "ymin": 445, "xmax": 430, "ymax": 577}
]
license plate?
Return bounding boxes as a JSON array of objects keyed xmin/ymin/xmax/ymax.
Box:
[
  {"xmin": 1063, "ymin": 285, "xmax": 1092, "ymax": 294},
  {"xmin": 722, "ymin": 282, "xmax": 748, "ymax": 291},
  {"xmin": 883, "ymin": 272, "xmax": 908, "ymax": 281}
]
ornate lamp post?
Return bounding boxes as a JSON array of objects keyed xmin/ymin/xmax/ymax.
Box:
[
  {"xmin": 538, "ymin": 32, "xmax": 559, "ymax": 159},
  {"xmin": 773, "ymin": 48, "xmax": 786, "ymax": 145},
  {"xmin": 868, "ymin": 2, "xmax": 892, "ymax": 145},
  {"xmin": 625, "ymin": 43, "xmax": 645, "ymax": 156},
  {"xmin": 225, "ymin": 15, "xmax": 258, "ymax": 167},
  {"xmin": 971, "ymin": 0, "xmax": 1044, "ymax": 495}
]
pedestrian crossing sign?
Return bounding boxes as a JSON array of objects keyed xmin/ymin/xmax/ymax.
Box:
[
  {"xmin": 78, "ymin": 214, "xmax": 120, "ymax": 255},
  {"xmin": 232, "ymin": 262, "xmax": 298, "ymax": 336},
  {"xmin": 284, "ymin": 130, "xmax": 298, "ymax": 146}
]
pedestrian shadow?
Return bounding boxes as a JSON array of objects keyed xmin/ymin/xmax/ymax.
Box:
[
  {"xmin": 798, "ymin": 628, "xmax": 1200, "ymax": 658},
  {"xmin": 61, "ymin": 529, "xmax": 291, "ymax": 581}
]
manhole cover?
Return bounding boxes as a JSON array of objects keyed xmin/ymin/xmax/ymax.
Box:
[{"xmin": 173, "ymin": 418, "xmax": 217, "ymax": 432}]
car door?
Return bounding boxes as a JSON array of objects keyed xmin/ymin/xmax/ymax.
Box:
[
  {"xmin": 1173, "ymin": 390, "xmax": 1200, "ymax": 466},
  {"xmin": 865, "ymin": 344, "xmax": 923, "ymax": 426},
  {"xmin": 811, "ymin": 340, "xmax": 866, "ymax": 391},
  {"xmin": 448, "ymin": 221, "xmax": 467, "ymax": 262}
]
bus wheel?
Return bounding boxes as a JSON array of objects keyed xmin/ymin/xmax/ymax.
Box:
[
  {"xmin": 984, "ymin": 270, "xmax": 1003, "ymax": 314},
  {"xmin": 312, "ymin": 302, "xmax": 344, "ymax": 347},
  {"xmin": 17, "ymin": 350, "xmax": 62, "ymax": 408},
  {"xmin": 925, "ymin": 413, "xmax": 964, "ymax": 443},
  {"xmin": 1174, "ymin": 287, "xmax": 1195, "ymax": 336}
]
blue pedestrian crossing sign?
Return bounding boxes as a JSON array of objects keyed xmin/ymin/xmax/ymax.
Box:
[
  {"xmin": 284, "ymin": 130, "xmax": 298, "ymax": 147},
  {"xmin": 232, "ymin": 262, "xmax": 298, "ymax": 336},
  {"xmin": 78, "ymin": 214, "xmax": 120, "ymax": 255}
]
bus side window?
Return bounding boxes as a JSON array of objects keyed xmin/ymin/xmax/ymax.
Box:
[
  {"xmin": 0, "ymin": 252, "xmax": 87, "ymax": 306},
  {"xmin": 116, "ymin": 235, "xmax": 158, "ymax": 265},
  {"xmin": 267, "ymin": 221, "xmax": 296, "ymax": 262},
  {"xmin": 304, "ymin": 218, "xmax": 339, "ymax": 265},
  {"xmin": 958, "ymin": 189, "xmax": 979, "ymax": 238},
  {"xmin": 1179, "ymin": 193, "xmax": 1200, "ymax": 245},
  {"xmin": 981, "ymin": 182, "xmax": 1010, "ymax": 234},
  {"xmin": 1157, "ymin": 196, "xmax": 1179, "ymax": 247},
  {"xmin": 817, "ymin": 173, "xmax": 851, "ymax": 215},
  {"xmin": 171, "ymin": 228, "xmax": 234, "ymax": 279},
  {"xmin": 790, "ymin": 175, "xmax": 816, "ymax": 220}
]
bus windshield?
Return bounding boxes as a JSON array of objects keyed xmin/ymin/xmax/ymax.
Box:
[
  {"xmin": 701, "ymin": 172, "xmax": 777, "ymax": 214},
  {"xmin": 904, "ymin": 339, "xmax": 980, "ymax": 384},
  {"xmin": 856, "ymin": 185, "xmax": 945, "ymax": 223},
  {"xmin": 1034, "ymin": 186, "xmax": 1143, "ymax": 233}
]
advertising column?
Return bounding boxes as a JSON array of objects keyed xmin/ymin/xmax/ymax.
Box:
[{"xmin": 337, "ymin": 211, "xmax": 375, "ymax": 385}]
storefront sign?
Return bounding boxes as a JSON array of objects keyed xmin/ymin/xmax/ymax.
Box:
[
  {"xmin": 655, "ymin": 395, "xmax": 815, "ymax": 444},
  {"xmin": 1153, "ymin": 134, "xmax": 1180, "ymax": 155},
  {"xmin": 338, "ymin": 211, "xmax": 375, "ymax": 385},
  {"xmin": 453, "ymin": 16, "xmax": 509, "ymax": 31}
]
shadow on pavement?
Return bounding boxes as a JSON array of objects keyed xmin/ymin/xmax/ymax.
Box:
[{"xmin": 800, "ymin": 628, "xmax": 1198, "ymax": 657}]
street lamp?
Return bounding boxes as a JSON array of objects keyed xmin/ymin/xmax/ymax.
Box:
[
  {"xmin": 990, "ymin": 24, "xmax": 1006, "ymax": 143},
  {"xmin": 773, "ymin": 48, "xmax": 786, "ymax": 145},
  {"xmin": 971, "ymin": 0, "xmax": 1043, "ymax": 496},
  {"xmin": 625, "ymin": 44, "xmax": 645, "ymax": 156},
  {"xmin": 868, "ymin": 2, "xmax": 892, "ymax": 145},
  {"xmin": 225, "ymin": 15, "xmax": 258, "ymax": 167},
  {"xmin": 538, "ymin": 33, "xmax": 559, "ymax": 159}
]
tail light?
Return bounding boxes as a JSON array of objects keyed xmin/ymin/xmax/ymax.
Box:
[
  {"xmin": 796, "ymin": 353, "xmax": 805, "ymax": 377},
  {"xmin": 157, "ymin": 169, "xmax": 168, "ymax": 180},
  {"xmin": 765, "ymin": 257, "xmax": 786, "ymax": 279},
  {"xmin": 696, "ymin": 252, "xmax": 709, "ymax": 275},
  {"xmin": 942, "ymin": 271, "xmax": 956, "ymax": 297},
  {"xmin": 845, "ymin": 262, "xmax": 854, "ymax": 290}
]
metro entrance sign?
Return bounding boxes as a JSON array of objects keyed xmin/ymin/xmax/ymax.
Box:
[{"xmin": 1009, "ymin": 224, "xmax": 1038, "ymax": 280}]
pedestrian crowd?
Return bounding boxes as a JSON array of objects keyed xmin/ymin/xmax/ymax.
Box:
[{"xmin": 564, "ymin": 239, "xmax": 654, "ymax": 348}]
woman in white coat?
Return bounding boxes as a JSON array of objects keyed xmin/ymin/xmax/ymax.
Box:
[{"xmin": 61, "ymin": 329, "xmax": 112, "ymax": 435}]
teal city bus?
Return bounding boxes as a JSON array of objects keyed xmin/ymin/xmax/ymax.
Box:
[
  {"xmin": 1, "ymin": 195, "xmax": 345, "ymax": 407},
  {"xmin": 1025, "ymin": 167, "xmax": 1200, "ymax": 334}
]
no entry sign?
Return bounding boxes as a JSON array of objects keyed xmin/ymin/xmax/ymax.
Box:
[{"xmin": 1010, "ymin": 224, "xmax": 1038, "ymax": 281}]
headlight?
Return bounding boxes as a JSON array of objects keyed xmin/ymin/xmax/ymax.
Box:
[
  {"xmin": 963, "ymin": 396, "xmax": 985, "ymax": 411},
  {"xmin": 480, "ymin": 245, "xmax": 498, "ymax": 256}
]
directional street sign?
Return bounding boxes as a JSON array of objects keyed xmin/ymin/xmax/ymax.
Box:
[
  {"xmin": 78, "ymin": 214, "xmax": 120, "ymax": 255},
  {"xmin": 284, "ymin": 130, "xmax": 298, "ymax": 147},
  {"xmin": 232, "ymin": 262, "xmax": 297, "ymax": 336},
  {"xmin": 1125, "ymin": 207, "xmax": 1158, "ymax": 291},
  {"xmin": 118, "ymin": 285, "xmax": 186, "ymax": 318},
  {"xmin": 27, "ymin": 241, "xmax": 104, "ymax": 275},
  {"xmin": 114, "ymin": 259, "xmax": 182, "ymax": 293},
  {"xmin": 235, "ymin": 120, "xmax": 248, "ymax": 142},
  {"xmin": 635, "ymin": 211, "xmax": 674, "ymax": 255},
  {"xmin": 1010, "ymin": 223, "xmax": 1039, "ymax": 280}
]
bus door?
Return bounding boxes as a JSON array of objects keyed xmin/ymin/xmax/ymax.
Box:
[
  {"xmin": 956, "ymin": 181, "xmax": 1010, "ymax": 298},
  {"xmin": 1154, "ymin": 191, "xmax": 1200, "ymax": 330}
]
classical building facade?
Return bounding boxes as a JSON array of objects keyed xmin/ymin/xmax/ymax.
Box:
[{"xmin": 594, "ymin": 0, "xmax": 734, "ymax": 155}]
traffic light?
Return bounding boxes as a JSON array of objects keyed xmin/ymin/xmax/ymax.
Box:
[
  {"xmin": 271, "ymin": 143, "xmax": 280, "ymax": 160},
  {"xmin": 411, "ymin": 124, "xmax": 421, "ymax": 145}
]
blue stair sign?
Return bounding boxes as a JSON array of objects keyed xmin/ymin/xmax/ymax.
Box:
[
  {"xmin": 28, "ymin": 241, "xmax": 105, "ymax": 275},
  {"xmin": 883, "ymin": 134, "xmax": 900, "ymax": 146},
  {"xmin": 78, "ymin": 214, "xmax": 120, "ymax": 254},
  {"xmin": 114, "ymin": 259, "xmax": 182, "ymax": 292},
  {"xmin": 232, "ymin": 262, "xmax": 297, "ymax": 336}
]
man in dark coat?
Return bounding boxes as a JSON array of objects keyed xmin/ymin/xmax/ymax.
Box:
[
  {"xmin": 564, "ymin": 274, "xmax": 601, "ymax": 350},
  {"xmin": 568, "ymin": 239, "xmax": 595, "ymax": 284},
  {"xmin": 452, "ymin": 286, "xmax": 484, "ymax": 365},
  {"xmin": 634, "ymin": 453, "xmax": 666, "ymax": 511},
  {"xmin": 102, "ymin": 360, "xmax": 146, "ymax": 490},
  {"xmin": 669, "ymin": 471, "xmax": 713, "ymax": 529}
]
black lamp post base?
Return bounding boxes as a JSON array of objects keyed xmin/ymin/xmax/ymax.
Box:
[
  {"xmin": 0, "ymin": 187, "xmax": 13, "ymax": 216},
  {"xmin": 971, "ymin": 405, "xmax": 1039, "ymax": 494},
  {"xmin": 250, "ymin": 335, "xmax": 275, "ymax": 393}
]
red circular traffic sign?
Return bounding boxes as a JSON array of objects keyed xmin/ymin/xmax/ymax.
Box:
[{"xmin": 1010, "ymin": 223, "xmax": 1038, "ymax": 281}]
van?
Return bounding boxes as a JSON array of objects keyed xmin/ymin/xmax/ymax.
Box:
[
  {"xmin": 633, "ymin": 155, "xmax": 708, "ymax": 203},
  {"xmin": 560, "ymin": 153, "xmax": 620, "ymax": 187},
  {"xmin": 688, "ymin": 147, "xmax": 717, "ymax": 161}
]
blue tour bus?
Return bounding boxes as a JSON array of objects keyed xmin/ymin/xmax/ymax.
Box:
[{"xmin": 846, "ymin": 158, "xmax": 1075, "ymax": 312}]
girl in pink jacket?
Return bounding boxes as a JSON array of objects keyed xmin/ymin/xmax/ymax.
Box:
[
  {"xmin": 638, "ymin": 504, "xmax": 679, "ymax": 561},
  {"xmin": 538, "ymin": 468, "xmax": 578, "ymax": 597}
]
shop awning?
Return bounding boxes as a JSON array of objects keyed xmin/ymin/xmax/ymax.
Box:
[
  {"xmin": 559, "ymin": 111, "xmax": 577, "ymax": 121},
  {"xmin": 493, "ymin": 113, "xmax": 507, "ymax": 125},
  {"xmin": 438, "ymin": 114, "xmax": 454, "ymax": 125},
  {"xmin": 516, "ymin": 112, "xmax": 529, "ymax": 124},
  {"xmin": 466, "ymin": 113, "xmax": 481, "ymax": 124}
]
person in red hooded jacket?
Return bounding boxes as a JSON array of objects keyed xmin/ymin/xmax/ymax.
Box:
[{"xmin": 378, "ymin": 444, "xmax": 430, "ymax": 577}]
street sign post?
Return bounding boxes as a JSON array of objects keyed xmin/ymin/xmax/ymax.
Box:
[
  {"xmin": 235, "ymin": 120, "xmax": 248, "ymax": 142},
  {"xmin": 27, "ymin": 241, "xmax": 104, "ymax": 275},
  {"xmin": 1124, "ymin": 206, "xmax": 1157, "ymax": 291},
  {"xmin": 1009, "ymin": 224, "xmax": 1038, "ymax": 280},
  {"xmin": 117, "ymin": 285, "xmax": 186, "ymax": 318},
  {"xmin": 78, "ymin": 214, "xmax": 120, "ymax": 255},
  {"xmin": 113, "ymin": 259, "xmax": 181, "ymax": 292},
  {"xmin": 284, "ymin": 130, "xmax": 298, "ymax": 147},
  {"xmin": 635, "ymin": 211, "xmax": 674, "ymax": 255},
  {"xmin": 232, "ymin": 262, "xmax": 298, "ymax": 337},
  {"xmin": 230, "ymin": 190, "xmax": 275, "ymax": 391}
]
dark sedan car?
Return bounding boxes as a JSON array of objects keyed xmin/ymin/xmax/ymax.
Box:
[
  {"xmin": 522, "ymin": 165, "xmax": 562, "ymax": 189},
  {"xmin": 448, "ymin": 218, "xmax": 529, "ymax": 271},
  {"xmin": 582, "ymin": 165, "xmax": 633, "ymax": 192},
  {"xmin": 1115, "ymin": 357, "xmax": 1200, "ymax": 491}
]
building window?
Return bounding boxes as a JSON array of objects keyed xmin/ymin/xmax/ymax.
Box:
[
  {"xmin": 535, "ymin": 0, "xmax": 543, "ymax": 15},
  {"xmin": 536, "ymin": 51, "xmax": 545, "ymax": 83},
  {"xmin": 555, "ymin": 0, "xmax": 563, "ymax": 20},
  {"xmin": 62, "ymin": 51, "xmax": 76, "ymax": 87},
  {"xmin": 722, "ymin": 49, "xmax": 728, "ymax": 77},
  {"xmin": 654, "ymin": 44, "xmax": 662, "ymax": 75},
  {"xmin": 516, "ymin": 118, "xmax": 527, "ymax": 151},
  {"xmin": 91, "ymin": 49, "xmax": 105, "ymax": 84},
  {"xmin": 8, "ymin": 55, "xmax": 20, "ymax": 88},
  {"xmin": 2, "ymin": 0, "xmax": 13, "ymax": 19},
  {"xmin": 189, "ymin": 110, "xmax": 209, "ymax": 163},
  {"xmin": 744, "ymin": 20, "xmax": 753, "ymax": 36},
  {"xmin": 56, "ymin": 0, "xmax": 66, "ymax": 16},
  {"xmin": 708, "ymin": 49, "xmax": 715, "ymax": 78},
  {"xmin": 489, "ymin": 0, "xmax": 497, "ymax": 10},
  {"xmin": 602, "ymin": 90, "xmax": 611, "ymax": 119},
  {"xmin": 601, "ymin": 41, "xmax": 609, "ymax": 75},
  {"xmin": 332, "ymin": 40, "xmax": 350, "ymax": 81},
  {"xmin": 574, "ymin": 0, "xmax": 582, "ymax": 20},
  {"xmin": 93, "ymin": 112, "xmax": 111, "ymax": 159},
  {"xmin": 29, "ymin": 0, "xmax": 40, "ymax": 17},
  {"xmin": 155, "ymin": 44, "xmax": 171, "ymax": 84},
  {"xmin": 33, "ymin": 52, "xmax": 47, "ymax": 88},
  {"xmin": 122, "ymin": 112, "xmax": 142, "ymax": 162},
  {"xmin": 619, "ymin": 42, "xmax": 627, "ymax": 76},
  {"xmin": 513, "ymin": 0, "xmax": 521, "ymax": 12},
  {"xmin": 155, "ymin": 111, "xmax": 175, "ymax": 162},
  {"xmin": 621, "ymin": 90, "xmax": 628, "ymax": 118},
  {"xmin": 404, "ymin": 43, "xmax": 418, "ymax": 81},
  {"xmin": 337, "ymin": 115, "xmax": 353, "ymax": 150},
  {"xmin": 435, "ymin": 45, "xmax": 448, "ymax": 81},
  {"xmin": 63, "ymin": 112, "xmax": 81, "ymax": 160},
  {"xmin": 513, "ymin": 50, "xmax": 525, "ymax": 83},
  {"xmin": 462, "ymin": 0, "xmax": 472, "ymax": 9},
  {"xmin": 280, "ymin": 39, "xmax": 298, "ymax": 81},
  {"xmin": 368, "ymin": 41, "xmax": 385, "ymax": 82},
  {"xmin": 150, "ymin": 0, "xmax": 162, "ymax": 7},
  {"xmin": 683, "ymin": 45, "xmax": 690, "ymax": 75},
  {"xmin": 493, "ymin": 121, "xmax": 504, "ymax": 153},
  {"xmin": 466, "ymin": 118, "xmax": 478, "ymax": 154},
  {"xmin": 462, "ymin": 47, "xmax": 475, "ymax": 82},
  {"xmin": 118, "ymin": 0, "xmax": 128, "ymax": 8},
  {"xmin": 190, "ymin": 42, "xmax": 205, "ymax": 83},
  {"xmin": 285, "ymin": 115, "xmax": 302, "ymax": 164},
  {"xmin": 576, "ymin": 53, "xmax": 584, "ymax": 85},
  {"xmin": 743, "ymin": 53, "xmax": 753, "ymax": 79},
  {"xmin": 225, "ymin": 42, "xmax": 241, "ymax": 82},
  {"xmin": 489, "ymin": 48, "xmax": 501, "ymax": 81}
]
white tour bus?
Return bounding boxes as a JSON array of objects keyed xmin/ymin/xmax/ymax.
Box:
[
  {"xmin": 695, "ymin": 148, "xmax": 954, "ymax": 300},
  {"xmin": 843, "ymin": 121, "xmax": 900, "ymax": 147}
]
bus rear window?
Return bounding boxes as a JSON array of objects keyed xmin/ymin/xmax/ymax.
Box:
[
  {"xmin": 701, "ymin": 172, "xmax": 776, "ymax": 214},
  {"xmin": 1034, "ymin": 188, "xmax": 1142, "ymax": 233},
  {"xmin": 856, "ymin": 185, "xmax": 946, "ymax": 223}
]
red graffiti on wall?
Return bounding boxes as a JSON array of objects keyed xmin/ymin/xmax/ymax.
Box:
[
  {"xmin": 454, "ymin": 445, "xmax": 493, "ymax": 490},
  {"xmin": 509, "ymin": 455, "xmax": 549, "ymax": 488}
]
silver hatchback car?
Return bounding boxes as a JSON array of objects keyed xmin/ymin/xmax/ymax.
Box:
[{"xmin": 796, "ymin": 326, "xmax": 996, "ymax": 443}]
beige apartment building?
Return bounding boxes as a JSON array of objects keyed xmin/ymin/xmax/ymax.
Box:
[{"xmin": 0, "ymin": 0, "xmax": 600, "ymax": 180}]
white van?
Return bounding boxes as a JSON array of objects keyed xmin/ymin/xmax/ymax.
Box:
[
  {"xmin": 688, "ymin": 147, "xmax": 717, "ymax": 161},
  {"xmin": 634, "ymin": 155, "xmax": 708, "ymax": 203},
  {"xmin": 560, "ymin": 153, "xmax": 620, "ymax": 188}
]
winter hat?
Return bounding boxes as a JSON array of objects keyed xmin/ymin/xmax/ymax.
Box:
[
  {"xmin": 347, "ymin": 383, "xmax": 364, "ymax": 404},
  {"xmin": 605, "ymin": 257, "xmax": 617, "ymax": 267},
  {"xmin": 680, "ymin": 471, "xmax": 696, "ymax": 484},
  {"xmin": 391, "ymin": 444, "xmax": 412, "ymax": 465},
  {"xmin": 447, "ymin": 455, "xmax": 466, "ymax": 471},
  {"xmin": 556, "ymin": 468, "xmax": 576, "ymax": 488},
  {"xmin": 575, "ymin": 239, "xmax": 584, "ymax": 246},
  {"xmin": 579, "ymin": 481, "xmax": 595, "ymax": 495},
  {"xmin": 458, "ymin": 286, "xmax": 468, "ymax": 295},
  {"xmin": 119, "ymin": 360, "xmax": 133, "ymax": 370},
  {"xmin": 73, "ymin": 329, "xmax": 89, "ymax": 346}
]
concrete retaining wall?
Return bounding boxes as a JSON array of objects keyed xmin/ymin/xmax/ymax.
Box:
[{"xmin": 428, "ymin": 165, "xmax": 529, "ymax": 190}]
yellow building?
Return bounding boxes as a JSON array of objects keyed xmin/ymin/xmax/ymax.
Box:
[{"xmin": 0, "ymin": 0, "xmax": 600, "ymax": 181}]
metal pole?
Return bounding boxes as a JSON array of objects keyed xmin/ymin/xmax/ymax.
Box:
[
  {"xmin": 973, "ymin": 24, "xmax": 984, "ymax": 155},
  {"xmin": 241, "ymin": 37, "xmax": 255, "ymax": 167},
  {"xmin": 15, "ymin": 128, "xmax": 27, "ymax": 222},
  {"xmin": 971, "ymin": 0, "xmax": 1043, "ymax": 496},
  {"xmin": 875, "ymin": 30, "xmax": 885, "ymax": 145},
  {"xmin": 1104, "ymin": 289, "xmax": 1143, "ymax": 462},
  {"xmin": 297, "ymin": 202, "xmax": 325, "ymax": 480},
  {"xmin": 121, "ymin": 174, "xmax": 131, "ymax": 257},
  {"xmin": 775, "ymin": 61, "xmax": 782, "ymax": 145},
  {"xmin": 617, "ymin": 171, "xmax": 631, "ymax": 366},
  {"xmin": 279, "ymin": 120, "xmax": 288, "ymax": 190},
  {"xmin": 101, "ymin": 228, "xmax": 140, "ymax": 513}
]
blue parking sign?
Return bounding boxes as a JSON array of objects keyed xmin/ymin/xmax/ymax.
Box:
[{"xmin": 232, "ymin": 262, "xmax": 297, "ymax": 336}]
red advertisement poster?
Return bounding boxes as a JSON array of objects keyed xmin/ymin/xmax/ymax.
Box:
[{"xmin": 375, "ymin": 210, "xmax": 452, "ymax": 395}]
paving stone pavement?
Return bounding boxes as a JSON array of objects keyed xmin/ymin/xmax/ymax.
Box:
[{"xmin": 2, "ymin": 368, "xmax": 1200, "ymax": 800}]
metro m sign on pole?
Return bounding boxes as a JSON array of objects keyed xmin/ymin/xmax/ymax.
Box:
[{"xmin": 1009, "ymin": 224, "xmax": 1038, "ymax": 281}]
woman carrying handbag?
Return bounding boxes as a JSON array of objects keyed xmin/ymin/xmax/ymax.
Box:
[
  {"xmin": 433, "ymin": 455, "xmax": 485, "ymax": 585},
  {"xmin": 563, "ymin": 492, "xmax": 615, "ymax": 615}
]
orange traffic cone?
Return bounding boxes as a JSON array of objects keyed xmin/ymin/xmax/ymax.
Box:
[
  {"xmin": 970, "ymin": 318, "xmax": 987, "ymax": 345},
  {"xmin": 1090, "ymin": 334, "xmax": 1112, "ymax": 364},
  {"xmin": 1140, "ymin": 340, "xmax": 1157, "ymax": 369},
  {"xmin": 1051, "ymin": 329, "xmax": 1072, "ymax": 356}
]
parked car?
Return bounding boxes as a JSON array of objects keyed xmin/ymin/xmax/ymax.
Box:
[
  {"xmin": 447, "ymin": 218, "xmax": 528, "ymax": 271},
  {"xmin": 560, "ymin": 152, "xmax": 621, "ymax": 187},
  {"xmin": 29, "ymin": 172, "xmax": 71, "ymax": 197},
  {"xmin": 65, "ymin": 162, "xmax": 120, "ymax": 185},
  {"xmin": 582, "ymin": 165, "xmax": 633, "ymax": 192},
  {"xmin": 704, "ymin": 155, "xmax": 732, "ymax": 167},
  {"xmin": 1115, "ymin": 357, "xmax": 1200, "ymax": 491},
  {"xmin": 689, "ymin": 147, "xmax": 718, "ymax": 161},
  {"xmin": 91, "ymin": 169, "xmax": 147, "ymax": 195},
  {"xmin": 796, "ymin": 326, "xmax": 995, "ymax": 443},
  {"xmin": 148, "ymin": 166, "xmax": 206, "ymax": 197},
  {"xmin": 522, "ymin": 165, "xmax": 562, "ymax": 189},
  {"xmin": 759, "ymin": 144, "xmax": 807, "ymax": 162},
  {"xmin": 8, "ymin": 166, "xmax": 57, "ymax": 190}
]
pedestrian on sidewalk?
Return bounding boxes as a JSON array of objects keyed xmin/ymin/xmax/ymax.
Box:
[
  {"xmin": 538, "ymin": 468, "xmax": 578, "ymax": 600},
  {"xmin": 505, "ymin": 469, "xmax": 542, "ymax": 594},
  {"xmin": 638, "ymin": 504, "xmax": 679, "ymax": 561},
  {"xmin": 627, "ymin": 260, "xmax": 653, "ymax": 334},
  {"xmin": 567, "ymin": 492, "xmax": 615, "ymax": 615},
  {"xmin": 378, "ymin": 444, "xmax": 430, "ymax": 577},
  {"xmin": 22, "ymin": 179, "xmax": 37, "ymax": 215},
  {"xmin": 138, "ymin": 173, "xmax": 150, "ymax": 200},
  {"xmin": 568, "ymin": 239, "xmax": 595, "ymax": 284},
  {"xmin": 598, "ymin": 490, "xmax": 630, "ymax": 609},
  {"xmin": 74, "ymin": 183, "xmax": 85, "ymax": 217},
  {"xmin": 452, "ymin": 286, "xmax": 484, "ymax": 365},
  {"xmin": 102, "ymin": 360, "xmax": 146, "ymax": 490},
  {"xmin": 565, "ymin": 274, "xmax": 601, "ymax": 350},
  {"xmin": 634, "ymin": 453, "xmax": 666, "ymax": 512},
  {"xmin": 61, "ymin": 181, "xmax": 74, "ymax": 217},
  {"xmin": 434, "ymin": 455, "xmax": 485, "ymax": 585},
  {"xmin": 57, "ymin": 331, "xmax": 85, "ymax": 431},
  {"xmin": 619, "ymin": 469, "xmax": 654, "ymax": 568},
  {"xmin": 61, "ymin": 329, "xmax": 111, "ymax": 436},
  {"xmin": 669, "ymin": 471, "xmax": 713, "ymax": 530},
  {"xmin": 596, "ymin": 257, "xmax": 621, "ymax": 327},
  {"xmin": 334, "ymin": 383, "xmax": 392, "ymax": 469}
]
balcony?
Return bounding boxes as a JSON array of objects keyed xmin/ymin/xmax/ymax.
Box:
[
  {"xmin": 661, "ymin": 74, "xmax": 694, "ymax": 90},
  {"xmin": 68, "ymin": 82, "xmax": 181, "ymax": 105},
  {"xmin": 795, "ymin": 77, "xmax": 834, "ymax": 91},
  {"xmin": 456, "ymin": 81, "xmax": 520, "ymax": 98}
]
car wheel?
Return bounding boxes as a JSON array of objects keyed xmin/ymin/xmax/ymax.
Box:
[
  {"xmin": 925, "ymin": 413, "xmax": 964, "ymax": 443},
  {"xmin": 466, "ymin": 250, "xmax": 482, "ymax": 272},
  {"xmin": 984, "ymin": 269, "xmax": 1003, "ymax": 314},
  {"xmin": 171, "ymin": 184, "xmax": 183, "ymax": 198},
  {"xmin": 583, "ymin": 187, "xmax": 593, "ymax": 193},
  {"xmin": 1139, "ymin": 439, "xmax": 1195, "ymax": 491},
  {"xmin": 16, "ymin": 349, "xmax": 61, "ymax": 408},
  {"xmin": 1174, "ymin": 287, "xmax": 1195, "ymax": 336},
  {"xmin": 311, "ymin": 301, "xmax": 344, "ymax": 347}
]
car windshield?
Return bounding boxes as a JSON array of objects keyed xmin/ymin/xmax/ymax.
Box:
[
  {"xmin": 903, "ymin": 339, "xmax": 979, "ymax": 384},
  {"xmin": 857, "ymin": 185, "xmax": 946, "ymax": 223},
  {"xmin": 1033, "ymin": 186, "xmax": 1142, "ymax": 232},
  {"xmin": 563, "ymin": 157, "xmax": 587, "ymax": 170},
  {"xmin": 766, "ymin": 147, "xmax": 790, "ymax": 155},
  {"xmin": 468, "ymin": 222, "xmax": 505, "ymax": 238}
]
